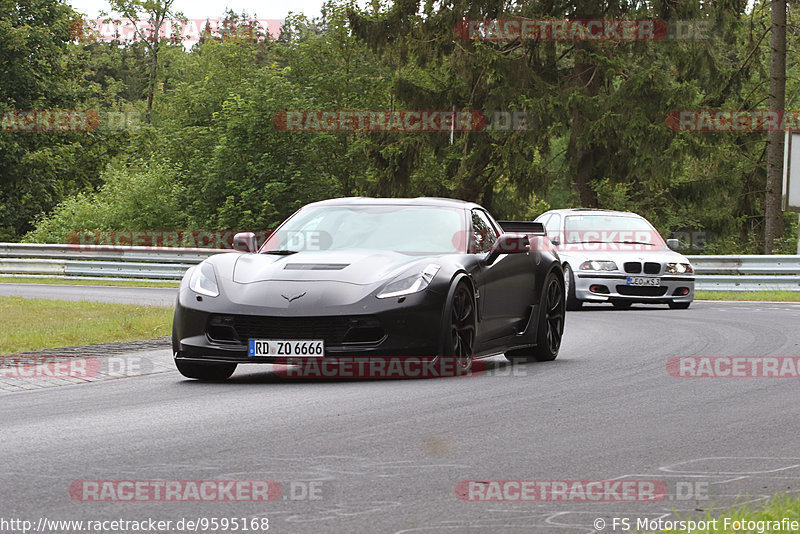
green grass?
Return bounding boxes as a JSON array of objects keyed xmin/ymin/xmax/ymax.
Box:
[
  {"xmin": 0, "ymin": 296, "xmax": 173, "ymax": 354},
  {"xmin": 640, "ymin": 493, "xmax": 800, "ymax": 533},
  {"xmin": 0, "ymin": 276, "xmax": 179, "ymax": 288},
  {"xmin": 696, "ymin": 290, "xmax": 800, "ymax": 302}
]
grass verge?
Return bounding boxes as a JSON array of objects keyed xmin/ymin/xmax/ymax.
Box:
[
  {"xmin": 0, "ymin": 296, "xmax": 173, "ymax": 354},
  {"xmin": 640, "ymin": 493, "xmax": 800, "ymax": 533},
  {"xmin": 0, "ymin": 276, "xmax": 180, "ymax": 288},
  {"xmin": 696, "ymin": 290, "xmax": 800, "ymax": 302}
]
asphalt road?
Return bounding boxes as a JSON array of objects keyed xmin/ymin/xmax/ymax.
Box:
[
  {"xmin": 2, "ymin": 293, "xmax": 800, "ymax": 533},
  {"xmin": 0, "ymin": 283, "xmax": 177, "ymax": 306}
]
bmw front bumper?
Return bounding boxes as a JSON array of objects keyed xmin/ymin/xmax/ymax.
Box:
[{"xmin": 573, "ymin": 272, "xmax": 694, "ymax": 304}]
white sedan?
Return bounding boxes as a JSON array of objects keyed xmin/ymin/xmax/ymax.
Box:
[{"xmin": 534, "ymin": 208, "xmax": 694, "ymax": 310}]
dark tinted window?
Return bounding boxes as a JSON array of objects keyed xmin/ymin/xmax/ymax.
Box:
[{"xmin": 470, "ymin": 210, "xmax": 499, "ymax": 253}]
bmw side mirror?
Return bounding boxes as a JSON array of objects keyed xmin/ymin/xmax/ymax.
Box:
[
  {"xmin": 485, "ymin": 233, "xmax": 530, "ymax": 265},
  {"xmin": 233, "ymin": 232, "xmax": 257, "ymax": 253},
  {"xmin": 666, "ymin": 238, "xmax": 680, "ymax": 250}
]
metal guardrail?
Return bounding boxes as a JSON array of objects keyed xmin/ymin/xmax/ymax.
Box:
[
  {"xmin": 0, "ymin": 243, "xmax": 220, "ymax": 264},
  {"xmin": 0, "ymin": 244, "xmax": 799, "ymax": 291},
  {"xmin": 0, "ymin": 244, "xmax": 226, "ymax": 281},
  {"xmin": 687, "ymin": 255, "xmax": 800, "ymax": 291}
]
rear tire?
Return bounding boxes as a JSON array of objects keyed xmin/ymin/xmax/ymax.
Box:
[
  {"xmin": 175, "ymin": 359, "xmax": 237, "ymax": 380},
  {"xmin": 505, "ymin": 270, "xmax": 565, "ymax": 363},
  {"xmin": 669, "ymin": 301, "xmax": 691, "ymax": 309},
  {"xmin": 564, "ymin": 264, "xmax": 582, "ymax": 311}
]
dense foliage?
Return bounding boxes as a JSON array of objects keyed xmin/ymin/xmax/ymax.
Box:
[{"xmin": 1, "ymin": 0, "xmax": 797, "ymax": 252}]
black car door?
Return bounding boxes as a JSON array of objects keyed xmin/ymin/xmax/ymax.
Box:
[{"xmin": 469, "ymin": 209, "xmax": 538, "ymax": 345}]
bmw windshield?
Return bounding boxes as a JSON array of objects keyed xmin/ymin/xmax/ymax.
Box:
[{"xmin": 562, "ymin": 215, "xmax": 665, "ymax": 248}]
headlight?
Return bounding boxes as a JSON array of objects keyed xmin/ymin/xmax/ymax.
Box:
[
  {"xmin": 377, "ymin": 264, "xmax": 441, "ymax": 299},
  {"xmin": 189, "ymin": 261, "xmax": 220, "ymax": 297},
  {"xmin": 666, "ymin": 263, "xmax": 693, "ymax": 274},
  {"xmin": 579, "ymin": 260, "xmax": 618, "ymax": 271}
]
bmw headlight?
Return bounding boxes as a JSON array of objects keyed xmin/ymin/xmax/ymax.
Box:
[
  {"xmin": 377, "ymin": 264, "xmax": 441, "ymax": 299},
  {"xmin": 579, "ymin": 260, "xmax": 618, "ymax": 271},
  {"xmin": 189, "ymin": 261, "xmax": 220, "ymax": 297},
  {"xmin": 666, "ymin": 262, "xmax": 693, "ymax": 274}
]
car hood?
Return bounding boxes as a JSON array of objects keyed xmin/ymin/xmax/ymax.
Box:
[
  {"xmin": 229, "ymin": 250, "xmax": 430, "ymax": 285},
  {"xmin": 194, "ymin": 250, "xmax": 442, "ymax": 310}
]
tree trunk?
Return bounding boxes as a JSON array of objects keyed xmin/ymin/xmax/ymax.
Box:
[
  {"xmin": 146, "ymin": 43, "xmax": 158, "ymax": 124},
  {"xmin": 568, "ymin": 52, "xmax": 600, "ymax": 208},
  {"xmin": 145, "ymin": 8, "xmax": 168, "ymax": 125},
  {"xmin": 565, "ymin": 0, "xmax": 604, "ymax": 208},
  {"xmin": 764, "ymin": 0, "xmax": 786, "ymax": 253}
]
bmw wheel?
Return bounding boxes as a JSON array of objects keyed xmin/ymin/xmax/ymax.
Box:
[{"xmin": 564, "ymin": 264, "xmax": 582, "ymax": 311}]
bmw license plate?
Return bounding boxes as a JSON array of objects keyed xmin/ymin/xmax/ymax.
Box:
[
  {"xmin": 248, "ymin": 339, "xmax": 324, "ymax": 357},
  {"xmin": 626, "ymin": 277, "xmax": 661, "ymax": 287}
]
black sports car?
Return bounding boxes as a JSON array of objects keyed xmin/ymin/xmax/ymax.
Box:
[{"xmin": 172, "ymin": 197, "xmax": 565, "ymax": 380}]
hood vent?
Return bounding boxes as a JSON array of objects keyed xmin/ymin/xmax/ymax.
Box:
[{"xmin": 283, "ymin": 263, "xmax": 349, "ymax": 271}]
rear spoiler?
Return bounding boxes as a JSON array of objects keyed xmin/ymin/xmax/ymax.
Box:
[{"xmin": 498, "ymin": 221, "xmax": 546, "ymax": 235}]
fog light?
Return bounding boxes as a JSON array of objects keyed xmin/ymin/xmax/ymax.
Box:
[
  {"xmin": 590, "ymin": 284, "xmax": 610, "ymax": 294},
  {"xmin": 207, "ymin": 315, "xmax": 238, "ymax": 342},
  {"xmin": 673, "ymin": 287, "xmax": 690, "ymax": 296}
]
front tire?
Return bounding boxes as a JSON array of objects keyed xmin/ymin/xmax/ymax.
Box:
[
  {"xmin": 564, "ymin": 264, "xmax": 582, "ymax": 311},
  {"xmin": 175, "ymin": 359, "xmax": 237, "ymax": 380},
  {"xmin": 505, "ymin": 270, "xmax": 565, "ymax": 363},
  {"xmin": 440, "ymin": 280, "xmax": 476, "ymax": 371}
]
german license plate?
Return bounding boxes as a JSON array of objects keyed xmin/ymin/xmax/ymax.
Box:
[
  {"xmin": 626, "ymin": 277, "xmax": 661, "ymax": 287},
  {"xmin": 248, "ymin": 339, "xmax": 324, "ymax": 357}
]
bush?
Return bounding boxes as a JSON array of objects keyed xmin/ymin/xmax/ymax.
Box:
[{"xmin": 23, "ymin": 158, "xmax": 188, "ymax": 243}]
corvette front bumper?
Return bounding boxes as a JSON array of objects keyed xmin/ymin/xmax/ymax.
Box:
[{"xmin": 172, "ymin": 288, "xmax": 448, "ymax": 364}]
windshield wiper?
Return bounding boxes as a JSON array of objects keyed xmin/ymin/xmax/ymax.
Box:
[{"xmin": 263, "ymin": 250, "xmax": 299, "ymax": 255}]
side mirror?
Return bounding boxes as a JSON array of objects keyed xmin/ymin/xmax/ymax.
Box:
[
  {"xmin": 233, "ymin": 232, "xmax": 257, "ymax": 253},
  {"xmin": 666, "ymin": 238, "xmax": 680, "ymax": 250},
  {"xmin": 549, "ymin": 236, "xmax": 561, "ymax": 246},
  {"xmin": 485, "ymin": 233, "xmax": 530, "ymax": 265}
]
